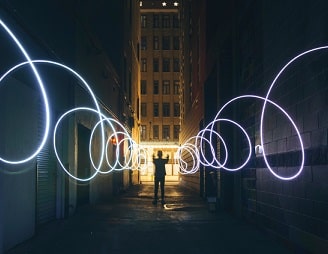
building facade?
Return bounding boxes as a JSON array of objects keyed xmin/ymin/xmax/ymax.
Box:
[
  {"xmin": 179, "ymin": 0, "xmax": 328, "ymax": 252},
  {"xmin": 0, "ymin": 1, "xmax": 140, "ymax": 252},
  {"xmin": 139, "ymin": 0, "xmax": 181, "ymax": 182}
]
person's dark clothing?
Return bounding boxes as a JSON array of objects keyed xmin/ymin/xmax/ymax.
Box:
[{"xmin": 153, "ymin": 155, "xmax": 169, "ymax": 203}]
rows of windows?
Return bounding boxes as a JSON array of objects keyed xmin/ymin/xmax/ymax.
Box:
[
  {"xmin": 141, "ymin": 36, "xmax": 180, "ymax": 50},
  {"xmin": 141, "ymin": 80, "xmax": 180, "ymax": 95},
  {"xmin": 140, "ymin": 124, "xmax": 180, "ymax": 140},
  {"xmin": 141, "ymin": 102, "xmax": 180, "ymax": 117},
  {"xmin": 141, "ymin": 58, "xmax": 180, "ymax": 72},
  {"xmin": 141, "ymin": 14, "xmax": 179, "ymax": 28}
]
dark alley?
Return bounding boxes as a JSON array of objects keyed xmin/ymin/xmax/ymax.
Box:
[
  {"xmin": 6, "ymin": 183, "xmax": 291, "ymax": 254},
  {"xmin": 1, "ymin": 1, "xmax": 328, "ymax": 253}
]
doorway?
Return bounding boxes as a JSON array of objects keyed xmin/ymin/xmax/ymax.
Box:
[{"xmin": 77, "ymin": 124, "xmax": 91, "ymax": 206}]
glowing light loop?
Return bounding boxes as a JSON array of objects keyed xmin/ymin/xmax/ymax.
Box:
[
  {"xmin": 1, "ymin": 17, "xmax": 326, "ymax": 181},
  {"xmin": 0, "ymin": 19, "xmax": 50, "ymax": 165}
]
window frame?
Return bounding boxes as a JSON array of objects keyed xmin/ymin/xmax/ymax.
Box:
[
  {"xmin": 162, "ymin": 125, "xmax": 170, "ymax": 140},
  {"xmin": 141, "ymin": 80, "xmax": 147, "ymax": 94},
  {"xmin": 162, "ymin": 58, "xmax": 170, "ymax": 72},
  {"xmin": 162, "ymin": 102, "xmax": 170, "ymax": 117},
  {"xmin": 153, "ymin": 103, "xmax": 159, "ymax": 117},
  {"xmin": 162, "ymin": 80, "xmax": 170, "ymax": 94},
  {"xmin": 153, "ymin": 80, "xmax": 159, "ymax": 94},
  {"xmin": 141, "ymin": 15, "xmax": 147, "ymax": 28}
]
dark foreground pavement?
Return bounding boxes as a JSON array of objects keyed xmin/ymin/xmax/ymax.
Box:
[{"xmin": 6, "ymin": 183, "xmax": 292, "ymax": 254}]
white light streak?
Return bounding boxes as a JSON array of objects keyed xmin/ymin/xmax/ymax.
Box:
[
  {"xmin": 1, "ymin": 17, "xmax": 326, "ymax": 182},
  {"xmin": 0, "ymin": 19, "xmax": 50, "ymax": 165}
]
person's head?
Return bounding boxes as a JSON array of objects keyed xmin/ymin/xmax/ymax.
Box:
[{"xmin": 157, "ymin": 150, "xmax": 163, "ymax": 158}]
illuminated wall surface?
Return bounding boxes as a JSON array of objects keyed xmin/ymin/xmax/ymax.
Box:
[{"xmin": 0, "ymin": 18, "xmax": 323, "ymax": 181}]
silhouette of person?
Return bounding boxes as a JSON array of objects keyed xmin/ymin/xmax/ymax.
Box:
[{"xmin": 152, "ymin": 150, "xmax": 169, "ymax": 205}]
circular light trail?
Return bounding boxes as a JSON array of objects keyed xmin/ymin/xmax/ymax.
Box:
[
  {"xmin": 1, "ymin": 17, "xmax": 326, "ymax": 181},
  {"xmin": 0, "ymin": 19, "xmax": 50, "ymax": 165}
]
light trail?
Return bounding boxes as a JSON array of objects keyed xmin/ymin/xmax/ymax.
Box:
[
  {"xmin": 0, "ymin": 19, "xmax": 50, "ymax": 165},
  {"xmin": 1, "ymin": 17, "xmax": 326, "ymax": 181}
]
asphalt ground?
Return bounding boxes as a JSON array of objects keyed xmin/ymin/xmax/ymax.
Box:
[{"xmin": 6, "ymin": 182, "xmax": 293, "ymax": 254}]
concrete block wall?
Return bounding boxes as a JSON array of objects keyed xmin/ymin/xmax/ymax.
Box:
[{"xmin": 236, "ymin": 1, "xmax": 328, "ymax": 252}]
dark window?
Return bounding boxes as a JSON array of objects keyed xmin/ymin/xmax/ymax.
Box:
[
  {"xmin": 162, "ymin": 58, "xmax": 170, "ymax": 72},
  {"xmin": 153, "ymin": 125, "xmax": 159, "ymax": 139},
  {"xmin": 174, "ymin": 103, "xmax": 180, "ymax": 117},
  {"xmin": 141, "ymin": 125, "xmax": 147, "ymax": 140},
  {"xmin": 141, "ymin": 15, "xmax": 147, "ymax": 28},
  {"xmin": 162, "ymin": 125, "xmax": 170, "ymax": 140},
  {"xmin": 153, "ymin": 58, "xmax": 159, "ymax": 72},
  {"xmin": 153, "ymin": 80, "xmax": 159, "ymax": 94},
  {"xmin": 141, "ymin": 58, "xmax": 147, "ymax": 72},
  {"xmin": 162, "ymin": 36, "xmax": 170, "ymax": 50},
  {"xmin": 153, "ymin": 14, "xmax": 160, "ymax": 28},
  {"xmin": 173, "ymin": 80, "xmax": 179, "ymax": 94},
  {"xmin": 141, "ymin": 103, "xmax": 147, "ymax": 117},
  {"xmin": 153, "ymin": 36, "xmax": 159, "ymax": 50},
  {"xmin": 173, "ymin": 58, "xmax": 180, "ymax": 72},
  {"xmin": 173, "ymin": 36, "xmax": 180, "ymax": 50},
  {"xmin": 174, "ymin": 125, "xmax": 180, "ymax": 139},
  {"xmin": 163, "ymin": 103, "xmax": 170, "ymax": 117},
  {"xmin": 162, "ymin": 14, "xmax": 170, "ymax": 28},
  {"xmin": 141, "ymin": 80, "xmax": 147, "ymax": 94},
  {"xmin": 141, "ymin": 36, "xmax": 147, "ymax": 50},
  {"xmin": 162, "ymin": 80, "xmax": 170, "ymax": 94},
  {"xmin": 153, "ymin": 103, "xmax": 159, "ymax": 117},
  {"xmin": 173, "ymin": 14, "xmax": 179, "ymax": 28}
]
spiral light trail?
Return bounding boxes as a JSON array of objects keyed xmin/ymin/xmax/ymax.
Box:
[{"xmin": 1, "ymin": 17, "xmax": 325, "ymax": 181}]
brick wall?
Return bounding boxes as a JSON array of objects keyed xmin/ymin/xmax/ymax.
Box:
[{"xmin": 237, "ymin": 1, "xmax": 328, "ymax": 252}]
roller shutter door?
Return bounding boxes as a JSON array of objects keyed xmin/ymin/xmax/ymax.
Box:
[{"xmin": 36, "ymin": 100, "xmax": 56, "ymax": 225}]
